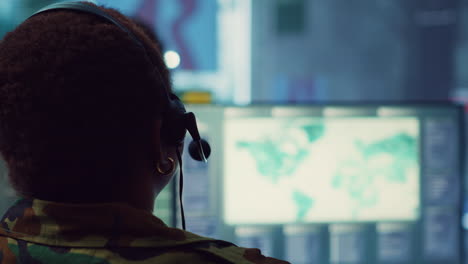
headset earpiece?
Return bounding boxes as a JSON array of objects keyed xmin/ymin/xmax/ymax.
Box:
[
  {"xmin": 188, "ymin": 139, "xmax": 211, "ymax": 162},
  {"xmin": 161, "ymin": 94, "xmax": 210, "ymax": 162}
]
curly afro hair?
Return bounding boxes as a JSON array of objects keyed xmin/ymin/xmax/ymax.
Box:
[{"xmin": 0, "ymin": 2, "xmax": 171, "ymax": 202}]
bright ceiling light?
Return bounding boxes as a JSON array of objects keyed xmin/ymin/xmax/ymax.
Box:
[{"xmin": 164, "ymin": 50, "xmax": 181, "ymax": 69}]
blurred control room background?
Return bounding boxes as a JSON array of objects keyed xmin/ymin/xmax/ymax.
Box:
[{"xmin": 2, "ymin": 0, "xmax": 468, "ymax": 263}]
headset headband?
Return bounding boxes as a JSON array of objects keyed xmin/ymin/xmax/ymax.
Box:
[{"xmin": 34, "ymin": 2, "xmax": 144, "ymax": 48}]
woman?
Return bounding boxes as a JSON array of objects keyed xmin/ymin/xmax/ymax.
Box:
[{"xmin": 0, "ymin": 2, "xmax": 288, "ymax": 263}]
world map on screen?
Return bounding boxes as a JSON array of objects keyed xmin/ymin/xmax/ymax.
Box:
[{"xmin": 224, "ymin": 117, "xmax": 420, "ymax": 224}]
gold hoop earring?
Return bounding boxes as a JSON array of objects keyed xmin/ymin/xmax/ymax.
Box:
[{"xmin": 156, "ymin": 157, "xmax": 175, "ymax": 175}]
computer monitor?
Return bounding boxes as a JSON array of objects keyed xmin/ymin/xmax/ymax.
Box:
[
  {"xmin": 223, "ymin": 104, "xmax": 462, "ymax": 225},
  {"xmin": 178, "ymin": 103, "xmax": 463, "ymax": 263}
]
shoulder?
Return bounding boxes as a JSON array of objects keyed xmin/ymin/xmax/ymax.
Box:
[
  {"xmin": 132, "ymin": 229, "xmax": 290, "ymax": 264},
  {"xmin": 184, "ymin": 238, "xmax": 290, "ymax": 264}
]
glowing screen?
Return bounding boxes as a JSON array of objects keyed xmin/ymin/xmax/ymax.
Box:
[{"xmin": 224, "ymin": 116, "xmax": 420, "ymax": 224}]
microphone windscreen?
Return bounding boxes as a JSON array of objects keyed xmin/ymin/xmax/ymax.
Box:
[{"xmin": 188, "ymin": 139, "xmax": 211, "ymax": 161}]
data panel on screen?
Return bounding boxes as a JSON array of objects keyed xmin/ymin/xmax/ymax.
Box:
[{"xmin": 224, "ymin": 115, "xmax": 420, "ymax": 224}]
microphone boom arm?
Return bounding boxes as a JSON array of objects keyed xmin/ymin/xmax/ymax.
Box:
[{"xmin": 185, "ymin": 112, "xmax": 207, "ymax": 162}]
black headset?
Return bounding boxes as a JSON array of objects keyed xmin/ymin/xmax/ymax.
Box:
[{"xmin": 29, "ymin": 1, "xmax": 211, "ymax": 230}]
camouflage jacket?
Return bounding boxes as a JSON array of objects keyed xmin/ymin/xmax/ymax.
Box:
[{"xmin": 0, "ymin": 199, "xmax": 289, "ymax": 264}]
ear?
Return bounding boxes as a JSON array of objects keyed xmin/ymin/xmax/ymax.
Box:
[{"xmin": 154, "ymin": 119, "xmax": 179, "ymax": 167}]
